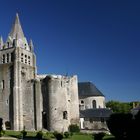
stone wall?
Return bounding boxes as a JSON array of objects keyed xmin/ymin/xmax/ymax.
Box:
[
  {"xmin": 41, "ymin": 75, "xmax": 79, "ymax": 132},
  {"xmin": 79, "ymin": 96, "xmax": 105, "ymax": 110}
]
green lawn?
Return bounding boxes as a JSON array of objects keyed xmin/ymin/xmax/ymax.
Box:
[
  {"xmin": 69, "ymin": 134, "xmax": 92, "ymax": 140},
  {"xmin": 3, "ymin": 130, "xmax": 115, "ymax": 140},
  {"xmin": 63, "ymin": 134, "xmax": 115, "ymax": 140}
]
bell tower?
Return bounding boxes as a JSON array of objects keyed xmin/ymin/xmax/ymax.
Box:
[{"xmin": 0, "ymin": 13, "xmax": 37, "ymax": 130}]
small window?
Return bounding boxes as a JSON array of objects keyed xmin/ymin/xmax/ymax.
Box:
[
  {"xmin": 21, "ymin": 53, "xmax": 23, "ymax": 56},
  {"xmin": 7, "ymin": 42, "xmax": 10, "ymax": 47},
  {"xmin": 25, "ymin": 55, "xmax": 27, "ymax": 58},
  {"xmin": 11, "ymin": 53, "xmax": 14, "ymax": 62},
  {"xmin": 6, "ymin": 100, "xmax": 9, "ymax": 105},
  {"xmin": 25, "ymin": 59, "xmax": 27, "ymax": 63},
  {"xmin": 81, "ymin": 100, "xmax": 84, "ymax": 104},
  {"xmin": 21, "ymin": 58, "xmax": 23, "ymax": 62},
  {"xmin": 7, "ymin": 54, "xmax": 9, "ymax": 63},
  {"xmin": 28, "ymin": 56, "xmax": 30, "ymax": 59},
  {"xmin": 92, "ymin": 100, "xmax": 97, "ymax": 108},
  {"xmin": 63, "ymin": 111, "xmax": 68, "ymax": 120},
  {"xmin": 2, "ymin": 54, "xmax": 5, "ymax": 63}
]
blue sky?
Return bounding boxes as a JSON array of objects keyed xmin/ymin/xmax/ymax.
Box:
[{"xmin": 0, "ymin": 0, "xmax": 140, "ymax": 102}]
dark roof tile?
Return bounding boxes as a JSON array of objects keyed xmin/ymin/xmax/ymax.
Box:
[
  {"xmin": 80, "ymin": 108, "xmax": 112, "ymax": 118},
  {"xmin": 78, "ymin": 82, "xmax": 104, "ymax": 97}
]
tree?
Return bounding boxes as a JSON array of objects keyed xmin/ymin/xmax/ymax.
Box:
[
  {"xmin": 106, "ymin": 100, "xmax": 132, "ymax": 113},
  {"xmin": 107, "ymin": 110, "xmax": 140, "ymax": 140}
]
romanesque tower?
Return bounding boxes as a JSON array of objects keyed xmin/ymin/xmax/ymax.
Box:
[{"xmin": 0, "ymin": 14, "xmax": 37, "ymax": 130}]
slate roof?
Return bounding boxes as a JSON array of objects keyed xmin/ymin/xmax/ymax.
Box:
[
  {"xmin": 78, "ymin": 82, "xmax": 104, "ymax": 97},
  {"xmin": 80, "ymin": 108, "xmax": 112, "ymax": 118}
]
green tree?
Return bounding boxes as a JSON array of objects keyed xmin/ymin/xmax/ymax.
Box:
[{"xmin": 106, "ymin": 100, "xmax": 132, "ymax": 113}]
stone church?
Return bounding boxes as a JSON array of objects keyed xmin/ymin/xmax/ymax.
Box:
[
  {"xmin": 0, "ymin": 14, "xmax": 79, "ymax": 132},
  {"xmin": 0, "ymin": 14, "xmax": 110, "ymax": 132}
]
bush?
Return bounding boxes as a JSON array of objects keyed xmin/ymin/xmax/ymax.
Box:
[
  {"xmin": 107, "ymin": 113, "xmax": 133, "ymax": 139},
  {"xmin": 21, "ymin": 129, "xmax": 27, "ymax": 138},
  {"xmin": 36, "ymin": 131, "xmax": 43, "ymax": 139},
  {"xmin": 43, "ymin": 134, "xmax": 51, "ymax": 140},
  {"xmin": 94, "ymin": 133, "xmax": 105, "ymax": 140},
  {"xmin": 53, "ymin": 132, "xmax": 63, "ymax": 140},
  {"xmin": 64, "ymin": 131, "xmax": 70, "ymax": 138},
  {"xmin": 44, "ymin": 132, "xmax": 54, "ymax": 140},
  {"xmin": 0, "ymin": 130, "xmax": 4, "ymax": 137},
  {"xmin": 68, "ymin": 124, "xmax": 80, "ymax": 133}
]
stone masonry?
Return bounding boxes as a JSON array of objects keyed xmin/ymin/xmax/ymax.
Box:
[{"xmin": 0, "ymin": 14, "xmax": 79, "ymax": 132}]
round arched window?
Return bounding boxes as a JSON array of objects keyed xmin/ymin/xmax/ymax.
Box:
[{"xmin": 92, "ymin": 100, "xmax": 96, "ymax": 108}]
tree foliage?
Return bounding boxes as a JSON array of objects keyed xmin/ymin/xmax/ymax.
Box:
[
  {"xmin": 106, "ymin": 100, "xmax": 133, "ymax": 113},
  {"xmin": 107, "ymin": 111, "xmax": 140, "ymax": 140}
]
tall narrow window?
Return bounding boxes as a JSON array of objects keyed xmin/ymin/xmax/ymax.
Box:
[
  {"xmin": 92, "ymin": 100, "xmax": 96, "ymax": 108},
  {"xmin": 7, "ymin": 42, "xmax": 9, "ymax": 47},
  {"xmin": 7, "ymin": 54, "xmax": 9, "ymax": 63},
  {"xmin": 2, "ymin": 54, "xmax": 5, "ymax": 63}
]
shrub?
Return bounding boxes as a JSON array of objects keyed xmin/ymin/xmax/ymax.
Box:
[
  {"xmin": 44, "ymin": 132, "xmax": 54, "ymax": 139},
  {"xmin": 53, "ymin": 132, "xmax": 63, "ymax": 140},
  {"xmin": 43, "ymin": 134, "xmax": 51, "ymax": 140},
  {"xmin": 64, "ymin": 131, "xmax": 70, "ymax": 138},
  {"xmin": 0, "ymin": 130, "xmax": 4, "ymax": 137},
  {"xmin": 21, "ymin": 129, "xmax": 27, "ymax": 138},
  {"xmin": 93, "ymin": 133, "xmax": 105, "ymax": 140},
  {"xmin": 107, "ymin": 113, "xmax": 133, "ymax": 139},
  {"xmin": 68, "ymin": 124, "xmax": 80, "ymax": 133},
  {"xmin": 36, "ymin": 131, "xmax": 43, "ymax": 139}
]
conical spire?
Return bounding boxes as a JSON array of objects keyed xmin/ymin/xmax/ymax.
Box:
[
  {"xmin": 9, "ymin": 13, "xmax": 24, "ymax": 39},
  {"xmin": 0, "ymin": 36, "xmax": 4, "ymax": 49},
  {"xmin": 29, "ymin": 39, "xmax": 34, "ymax": 51}
]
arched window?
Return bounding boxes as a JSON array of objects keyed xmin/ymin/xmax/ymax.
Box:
[
  {"xmin": 92, "ymin": 100, "xmax": 96, "ymax": 108},
  {"xmin": 81, "ymin": 100, "xmax": 84, "ymax": 104},
  {"xmin": 63, "ymin": 111, "xmax": 68, "ymax": 120}
]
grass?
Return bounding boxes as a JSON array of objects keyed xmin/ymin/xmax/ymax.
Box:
[
  {"xmin": 4, "ymin": 130, "xmax": 20, "ymax": 137},
  {"xmin": 69, "ymin": 134, "xmax": 92, "ymax": 140},
  {"xmin": 3, "ymin": 130, "xmax": 115, "ymax": 140},
  {"xmin": 64, "ymin": 133, "xmax": 115, "ymax": 140},
  {"xmin": 103, "ymin": 135, "xmax": 115, "ymax": 140}
]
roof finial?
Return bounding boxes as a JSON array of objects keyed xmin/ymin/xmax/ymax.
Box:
[
  {"xmin": 29, "ymin": 39, "xmax": 34, "ymax": 52},
  {"xmin": 0, "ymin": 36, "xmax": 4, "ymax": 49},
  {"xmin": 9, "ymin": 13, "xmax": 24, "ymax": 39}
]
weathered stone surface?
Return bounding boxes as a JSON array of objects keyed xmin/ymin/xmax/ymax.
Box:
[{"xmin": 0, "ymin": 14, "xmax": 79, "ymax": 132}]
